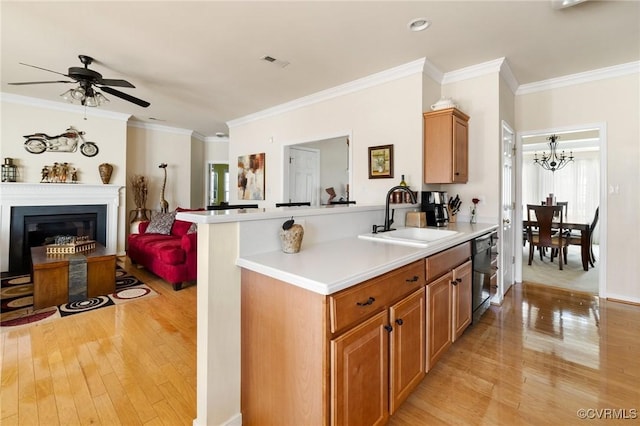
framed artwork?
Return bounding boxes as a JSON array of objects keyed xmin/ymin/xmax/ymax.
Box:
[
  {"xmin": 368, "ymin": 144, "xmax": 394, "ymax": 179},
  {"xmin": 237, "ymin": 152, "xmax": 265, "ymax": 200}
]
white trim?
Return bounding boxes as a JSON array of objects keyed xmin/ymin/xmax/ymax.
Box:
[
  {"xmin": 227, "ymin": 58, "xmax": 426, "ymax": 128},
  {"xmin": 516, "ymin": 61, "xmax": 640, "ymax": 95},
  {"xmin": 515, "ymin": 122, "xmax": 607, "ymax": 300},
  {"xmin": 204, "ymin": 136, "xmax": 230, "ymax": 143},
  {"xmin": 499, "ymin": 59, "xmax": 519, "ymax": 94},
  {"xmin": 127, "ymin": 119, "xmax": 194, "ymax": 136},
  {"xmin": 1, "ymin": 92, "xmax": 131, "ymax": 121},
  {"xmin": 422, "ymin": 57, "xmax": 444, "ymax": 83},
  {"xmin": 441, "ymin": 57, "xmax": 505, "ymax": 85}
]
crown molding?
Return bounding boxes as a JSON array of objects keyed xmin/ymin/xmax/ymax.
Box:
[
  {"xmin": 422, "ymin": 57, "xmax": 444, "ymax": 84},
  {"xmin": 441, "ymin": 57, "xmax": 505, "ymax": 85},
  {"xmin": 516, "ymin": 61, "xmax": 640, "ymax": 95},
  {"xmin": 228, "ymin": 57, "xmax": 427, "ymax": 128},
  {"xmin": 1, "ymin": 92, "xmax": 131, "ymax": 121},
  {"xmin": 499, "ymin": 59, "xmax": 519, "ymax": 94},
  {"xmin": 127, "ymin": 119, "xmax": 194, "ymax": 136},
  {"xmin": 204, "ymin": 136, "xmax": 229, "ymax": 143}
]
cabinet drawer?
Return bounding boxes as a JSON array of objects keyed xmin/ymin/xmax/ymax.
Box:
[
  {"xmin": 426, "ymin": 242, "xmax": 471, "ymax": 282},
  {"xmin": 329, "ymin": 260, "xmax": 425, "ymax": 334}
]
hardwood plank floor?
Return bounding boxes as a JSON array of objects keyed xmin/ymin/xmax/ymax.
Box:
[
  {"xmin": 2, "ymin": 260, "xmax": 639, "ymax": 425},
  {"xmin": 390, "ymin": 283, "xmax": 640, "ymax": 425},
  {"xmin": 0, "ymin": 257, "xmax": 196, "ymax": 426}
]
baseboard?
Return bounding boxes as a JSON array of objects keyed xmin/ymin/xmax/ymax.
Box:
[{"xmin": 192, "ymin": 412, "xmax": 242, "ymax": 426}]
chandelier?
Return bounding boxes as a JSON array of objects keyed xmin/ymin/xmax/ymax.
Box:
[
  {"xmin": 60, "ymin": 82, "xmax": 109, "ymax": 107},
  {"xmin": 533, "ymin": 134, "xmax": 574, "ymax": 172}
]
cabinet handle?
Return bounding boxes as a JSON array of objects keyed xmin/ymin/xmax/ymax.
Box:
[
  {"xmin": 456, "ymin": 278, "xmax": 462, "ymax": 283},
  {"xmin": 384, "ymin": 325, "xmax": 393, "ymax": 333},
  {"xmin": 451, "ymin": 280, "xmax": 458, "ymax": 286},
  {"xmin": 395, "ymin": 318, "xmax": 404, "ymax": 326},
  {"xmin": 356, "ymin": 297, "xmax": 375, "ymax": 306},
  {"xmin": 405, "ymin": 275, "xmax": 419, "ymax": 283}
]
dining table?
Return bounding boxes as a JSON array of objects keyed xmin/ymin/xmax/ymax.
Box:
[{"xmin": 523, "ymin": 214, "xmax": 591, "ymax": 271}]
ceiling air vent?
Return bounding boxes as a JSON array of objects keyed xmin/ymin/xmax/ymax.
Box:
[{"xmin": 260, "ymin": 55, "xmax": 290, "ymax": 68}]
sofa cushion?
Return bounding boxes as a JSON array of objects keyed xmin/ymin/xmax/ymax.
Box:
[
  {"xmin": 146, "ymin": 211, "xmax": 176, "ymax": 235},
  {"xmin": 172, "ymin": 207, "xmax": 205, "ymax": 236}
]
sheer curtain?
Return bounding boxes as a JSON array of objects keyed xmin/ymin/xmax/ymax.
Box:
[{"xmin": 522, "ymin": 150, "xmax": 600, "ymax": 241}]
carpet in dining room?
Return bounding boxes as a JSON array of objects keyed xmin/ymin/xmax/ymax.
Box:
[{"xmin": 521, "ymin": 244, "xmax": 599, "ymax": 294}]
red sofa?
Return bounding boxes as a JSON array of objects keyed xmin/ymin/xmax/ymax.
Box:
[{"xmin": 127, "ymin": 208, "xmax": 200, "ymax": 290}]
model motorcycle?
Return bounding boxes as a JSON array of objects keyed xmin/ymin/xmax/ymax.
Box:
[{"xmin": 23, "ymin": 126, "xmax": 99, "ymax": 157}]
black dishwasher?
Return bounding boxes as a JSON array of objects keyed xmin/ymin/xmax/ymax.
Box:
[{"xmin": 471, "ymin": 231, "xmax": 497, "ymax": 323}]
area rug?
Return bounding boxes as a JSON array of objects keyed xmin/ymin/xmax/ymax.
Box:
[
  {"xmin": 521, "ymin": 244, "xmax": 599, "ymax": 294},
  {"xmin": 0, "ymin": 267, "xmax": 156, "ymax": 330}
]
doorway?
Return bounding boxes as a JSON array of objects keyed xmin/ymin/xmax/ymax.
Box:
[
  {"xmin": 515, "ymin": 124, "xmax": 607, "ymax": 296},
  {"xmin": 207, "ymin": 163, "xmax": 229, "ymax": 206}
]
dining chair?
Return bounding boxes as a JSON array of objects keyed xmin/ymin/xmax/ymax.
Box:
[
  {"xmin": 564, "ymin": 206, "xmax": 599, "ymax": 267},
  {"xmin": 526, "ymin": 204, "xmax": 567, "ymax": 270}
]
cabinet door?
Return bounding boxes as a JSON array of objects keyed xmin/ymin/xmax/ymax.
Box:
[
  {"xmin": 452, "ymin": 115, "xmax": 468, "ymax": 183},
  {"xmin": 426, "ymin": 272, "xmax": 452, "ymax": 371},
  {"xmin": 331, "ymin": 310, "xmax": 389, "ymax": 426},
  {"xmin": 452, "ymin": 260, "xmax": 472, "ymax": 341},
  {"xmin": 389, "ymin": 287, "xmax": 425, "ymax": 415}
]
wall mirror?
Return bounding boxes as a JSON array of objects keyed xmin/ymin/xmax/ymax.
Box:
[{"xmin": 282, "ymin": 135, "xmax": 351, "ymax": 206}]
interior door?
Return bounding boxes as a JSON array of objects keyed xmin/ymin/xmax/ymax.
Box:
[
  {"xmin": 500, "ymin": 121, "xmax": 515, "ymax": 301},
  {"xmin": 288, "ymin": 147, "xmax": 320, "ymax": 205}
]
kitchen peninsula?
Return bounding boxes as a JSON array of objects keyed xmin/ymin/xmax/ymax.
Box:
[{"xmin": 177, "ymin": 205, "xmax": 497, "ymax": 426}]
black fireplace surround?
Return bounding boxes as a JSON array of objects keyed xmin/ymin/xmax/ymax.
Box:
[{"xmin": 9, "ymin": 205, "xmax": 107, "ymax": 274}]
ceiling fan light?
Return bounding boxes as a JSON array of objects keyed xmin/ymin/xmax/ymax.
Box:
[
  {"xmin": 60, "ymin": 89, "xmax": 74, "ymax": 103},
  {"xmin": 85, "ymin": 96, "xmax": 98, "ymax": 107},
  {"xmin": 71, "ymin": 87, "xmax": 85, "ymax": 101},
  {"xmin": 95, "ymin": 91, "xmax": 109, "ymax": 105}
]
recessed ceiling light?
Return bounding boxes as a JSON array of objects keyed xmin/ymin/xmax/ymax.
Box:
[
  {"xmin": 408, "ymin": 18, "xmax": 431, "ymax": 32},
  {"xmin": 215, "ymin": 132, "xmax": 228, "ymax": 138}
]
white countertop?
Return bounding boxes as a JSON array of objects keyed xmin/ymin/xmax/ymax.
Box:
[{"xmin": 236, "ymin": 222, "xmax": 498, "ymax": 295}]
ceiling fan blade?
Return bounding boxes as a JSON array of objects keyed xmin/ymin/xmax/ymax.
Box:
[
  {"xmin": 99, "ymin": 86, "xmax": 150, "ymax": 107},
  {"xmin": 19, "ymin": 62, "xmax": 70, "ymax": 77},
  {"xmin": 97, "ymin": 78, "xmax": 135, "ymax": 88},
  {"xmin": 8, "ymin": 80, "xmax": 74, "ymax": 85}
]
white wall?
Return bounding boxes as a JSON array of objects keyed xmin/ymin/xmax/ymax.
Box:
[
  {"xmin": 515, "ymin": 72, "xmax": 640, "ymax": 302},
  {"xmin": 126, "ymin": 125, "xmax": 195, "ymax": 213},
  {"xmin": 441, "ymin": 73, "xmax": 501, "ymax": 222},
  {"xmin": 1, "ymin": 96, "xmax": 130, "ymax": 253},
  {"xmin": 228, "ymin": 73, "xmax": 424, "ymax": 206}
]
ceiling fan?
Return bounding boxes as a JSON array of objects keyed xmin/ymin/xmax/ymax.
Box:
[{"xmin": 8, "ymin": 54, "xmax": 150, "ymax": 108}]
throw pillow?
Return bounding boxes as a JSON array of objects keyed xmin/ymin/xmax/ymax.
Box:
[
  {"xmin": 187, "ymin": 222, "xmax": 197, "ymax": 234},
  {"xmin": 172, "ymin": 207, "xmax": 204, "ymax": 236},
  {"xmin": 145, "ymin": 211, "xmax": 176, "ymax": 235}
]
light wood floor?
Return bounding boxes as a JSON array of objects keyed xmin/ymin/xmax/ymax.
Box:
[
  {"xmin": 1, "ymin": 257, "xmax": 197, "ymax": 426},
  {"xmin": 2, "ymin": 263, "xmax": 639, "ymax": 425}
]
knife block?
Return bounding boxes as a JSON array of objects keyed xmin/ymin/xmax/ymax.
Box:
[{"xmin": 447, "ymin": 205, "xmax": 457, "ymax": 223}]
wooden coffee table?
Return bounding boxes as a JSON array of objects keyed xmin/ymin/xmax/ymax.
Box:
[{"xmin": 30, "ymin": 243, "xmax": 116, "ymax": 309}]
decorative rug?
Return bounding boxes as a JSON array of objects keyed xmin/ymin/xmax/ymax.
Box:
[{"xmin": 0, "ymin": 267, "xmax": 156, "ymax": 330}]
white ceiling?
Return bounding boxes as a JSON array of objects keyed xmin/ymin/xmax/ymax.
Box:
[{"xmin": 1, "ymin": 1, "xmax": 638, "ymax": 138}]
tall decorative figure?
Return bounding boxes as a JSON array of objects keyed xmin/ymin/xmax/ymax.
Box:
[{"xmin": 159, "ymin": 163, "xmax": 169, "ymax": 213}]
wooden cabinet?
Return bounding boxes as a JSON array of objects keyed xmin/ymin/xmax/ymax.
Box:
[
  {"xmin": 241, "ymin": 242, "xmax": 475, "ymax": 425},
  {"xmin": 241, "ymin": 259, "xmax": 426, "ymax": 426},
  {"xmin": 423, "ymin": 107, "xmax": 469, "ymax": 184},
  {"xmin": 426, "ymin": 272, "xmax": 452, "ymax": 371},
  {"xmin": 452, "ymin": 260, "xmax": 472, "ymax": 342},
  {"xmin": 425, "ymin": 242, "xmax": 472, "ymax": 371},
  {"xmin": 331, "ymin": 310, "xmax": 389, "ymax": 426},
  {"xmin": 389, "ymin": 288, "xmax": 425, "ymax": 414}
]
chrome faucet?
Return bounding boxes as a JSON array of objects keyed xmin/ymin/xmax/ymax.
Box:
[{"xmin": 373, "ymin": 186, "xmax": 418, "ymax": 233}]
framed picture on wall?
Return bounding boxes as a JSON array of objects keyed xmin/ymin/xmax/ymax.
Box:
[
  {"xmin": 237, "ymin": 153, "xmax": 265, "ymax": 200},
  {"xmin": 368, "ymin": 144, "xmax": 394, "ymax": 179}
]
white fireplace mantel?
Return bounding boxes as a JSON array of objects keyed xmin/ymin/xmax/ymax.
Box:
[{"xmin": 0, "ymin": 183, "xmax": 123, "ymax": 272}]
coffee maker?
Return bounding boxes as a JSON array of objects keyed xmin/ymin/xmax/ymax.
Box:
[{"xmin": 421, "ymin": 191, "xmax": 449, "ymax": 227}]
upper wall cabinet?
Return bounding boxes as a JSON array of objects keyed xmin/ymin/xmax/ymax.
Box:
[{"xmin": 423, "ymin": 108, "xmax": 469, "ymax": 184}]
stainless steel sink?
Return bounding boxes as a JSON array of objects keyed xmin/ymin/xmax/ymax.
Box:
[{"xmin": 358, "ymin": 227, "xmax": 459, "ymax": 248}]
